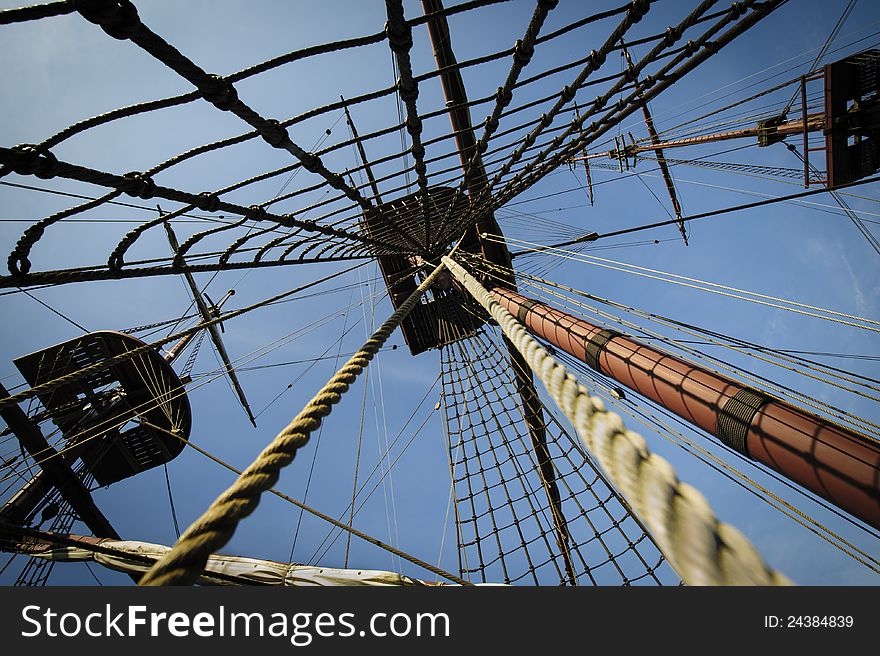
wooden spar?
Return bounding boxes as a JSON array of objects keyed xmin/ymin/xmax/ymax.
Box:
[
  {"xmin": 0, "ymin": 523, "xmax": 445, "ymax": 586},
  {"xmin": 621, "ymin": 45, "xmax": 687, "ymax": 244},
  {"xmin": 489, "ymin": 287, "xmax": 880, "ymax": 530},
  {"xmin": 421, "ymin": 0, "xmax": 511, "ymax": 266},
  {"xmin": 569, "ymin": 113, "xmax": 826, "ymax": 163},
  {"xmin": 341, "ymin": 96, "xmax": 428, "ymax": 254},
  {"xmin": 421, "ymin": 0, "xmax": 577, "ymax": 584},
  {"xmin": 163, "ymin": 288, "xmax": 235, "ymax": 365},
  {"xmin": 0, "ymin": 382, "xmax": 122, "ymax": 538},
  {"xmin": 342, "ymin": 96, "xmax": 384, "ymax": 205},
  {"xmin": 163, "ymin": 220, "xmax": 257, "ymax": 427}
]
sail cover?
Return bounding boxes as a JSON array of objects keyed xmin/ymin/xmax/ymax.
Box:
[{"xmin": 24, "ymin": 537, "xmax": 440, "ymax": 586}]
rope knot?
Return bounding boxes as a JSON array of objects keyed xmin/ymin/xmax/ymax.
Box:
[
  {"xmin": 664, "ymin": 26, "xmax": 682, "ymax": 47},
  {"xmin": 74, "ymin": 0, "xmax": 141, "ymax": 40},
  {"xmin": 197, "ymin": 192, "xmax": 220, "ymax": 212},
  {"xmin": 513, "ymin": 39, "xmax": 534, "ymax": 66},
  {"xmin": 385, "ymin": 19, "xmax": 412, "ymax": 53},
  {"xmin": 198, "ymin": 75, "xmax": 238, "ymax": 111},
  {"xmin": 261, "ymin": 119, "xmax": 289, "ymax": 148},
  {"xmin": 406, "ymin": 114, "xmax": 423, "ymax": 136},
  {"xmin": 246, "ymin": 205, "xmax": 267, "ymax": 221},
  {"xmin": 299, "ymin": 151, "xmax": 321, "ymax": 173},
  {"xmin": 495, "ymin": 85, "xmax": 513, "ymax": 108},
  {"xmin": 589, "ymin": 49, "xmax": 606, "ymax": 70},
  {"xmin": 560, "ymin": 85, "xmax": 575, "ymax": 103},
  {"xmin": 729, "ymin": 2, "xmax": 746, "ymax": 19},
  {"xmin": 398, "ymin": 76, "xmax": 418, "ymax": 103},
  {"xmin": 485, "ymin": 114, "xmax": 500, "ymax": 133},
  {"xmin": 9, "ymin": 144, "xmax": 58, "ymax": 179},
  {"xmin": 684, "ymin": 40, "xmax": 698, "ymax": 56},
  {"xmin": 630, "ymin": 0, "xmax": 650, "ymax": 21},
  {"xmin": 593, "ymin": 95, "xmax": 606, "ymax": 110},
  {"xmin": 121, "ymin": 171, "xmax": 155, "ymax": 198}
]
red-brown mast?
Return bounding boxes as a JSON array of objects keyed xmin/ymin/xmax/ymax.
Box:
[{"xmin": 489, "ymin": 286, "xmax": 880, "ymax": 530}]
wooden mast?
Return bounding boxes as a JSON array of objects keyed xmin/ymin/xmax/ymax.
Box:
[
  {"xmin": 421, "ymin": 0, "xmax": 577, "ymax": 584},
  {"xmin": 489, "ymin": 286, "xmax": 880, "ymax": 530}
]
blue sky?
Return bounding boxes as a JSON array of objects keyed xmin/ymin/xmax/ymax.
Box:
[{"xmin": 1, "ymin": 0, "xmax": 878, "ymax": 585}]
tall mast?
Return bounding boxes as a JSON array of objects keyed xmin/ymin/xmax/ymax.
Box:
[
  {"xmin": 0, "ymin": 383, "xmax": 121, "ymax": 537},
  {"xmin": 421, "ymin": 0, "xmax": 576, "ymax": 583},
  {"xmin": 488, "ymin": 286, "xmax": 880, "ymax": 530}
]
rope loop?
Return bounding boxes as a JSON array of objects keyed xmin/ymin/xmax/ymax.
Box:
[
  {"xmin": 74, "ymin": 0, "xmax": 140, "ymax": 40},
  {"xmin": 198, "ymin": 74, "xmax": 239, "ymax": 111},
  {"xmin": 196, "ymin": 191, "xmax": 220, "ymax": 212},
  {"xmin": 121, "ymin": 171, "xmax": 155, "ymax": 198},
  {"xmin": 9, "ymin": 144, "xmax": 58, "ymax": 179},
  {"xmin": 513, "ymin": 39, "xmax": 534, "ymax": 66}
]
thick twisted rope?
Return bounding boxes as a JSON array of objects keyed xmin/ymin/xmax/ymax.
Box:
[
  {"xmin": 139, "ymin": 261, "xmax": 448, "ymax": 586},
  {"xmin": 442, "ymin": 255, "xmax": 791, "ymax": 586}
]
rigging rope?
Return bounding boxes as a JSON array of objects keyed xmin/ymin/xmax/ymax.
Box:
[
  {"xmin": 137, "ymin": 417, "xmax": 468, "ymax": 585},
  {"xmin": 499, "ymin": 236, "xmax": 880, "ymax": 332},
  {"xmin": 0, "ymin": 263, "xmax": 366, "ymax": 412},
  {"xmin": 442, "ymin": 254, "xmax": 790, "ymax": 585},
  {"xmin": 138, "ymin": 260, "xmax": 448, "ymax": 585}
]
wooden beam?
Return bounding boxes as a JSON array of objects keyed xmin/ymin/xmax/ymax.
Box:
[{"xmin": 0, "ymin": 382, "xmax": 120, "ymax": 539}]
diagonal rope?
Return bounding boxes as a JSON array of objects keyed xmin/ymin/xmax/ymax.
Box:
[
  {"xmin": 442, "ymin": 254, "xmax": 791, "ymax": 586},
  {"xmin": 138, "ymin": 260, "xmax": 449, "ymax": 586}
]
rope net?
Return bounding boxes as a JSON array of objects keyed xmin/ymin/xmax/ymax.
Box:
[
  {"xmin": 0, "ymin": 0, "xmax": 784, "ymax": 288},
  {"xmin": 3, "ymin": 0, "xmax": 834, "ymax": 586},
  {"xmin": 441, "ymin": 326, "xmax": 676, "ymax": 585}
]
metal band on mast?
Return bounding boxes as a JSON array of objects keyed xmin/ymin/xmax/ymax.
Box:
[
  {"xmin": 487, "ymin": 286, "xmax": 880, "ymax": 531},
  {"xmin": 443, "ymin": 254, "xmax": 790, "ymax": 585}
]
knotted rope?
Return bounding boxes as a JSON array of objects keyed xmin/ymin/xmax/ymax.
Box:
[
  {"xmin": 139, "ymin": 261, "xmax": 448, "ymax": 585},
  {"xmin": 442, "ymin": 254, "xmax": 790, "ymax": 586}
]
